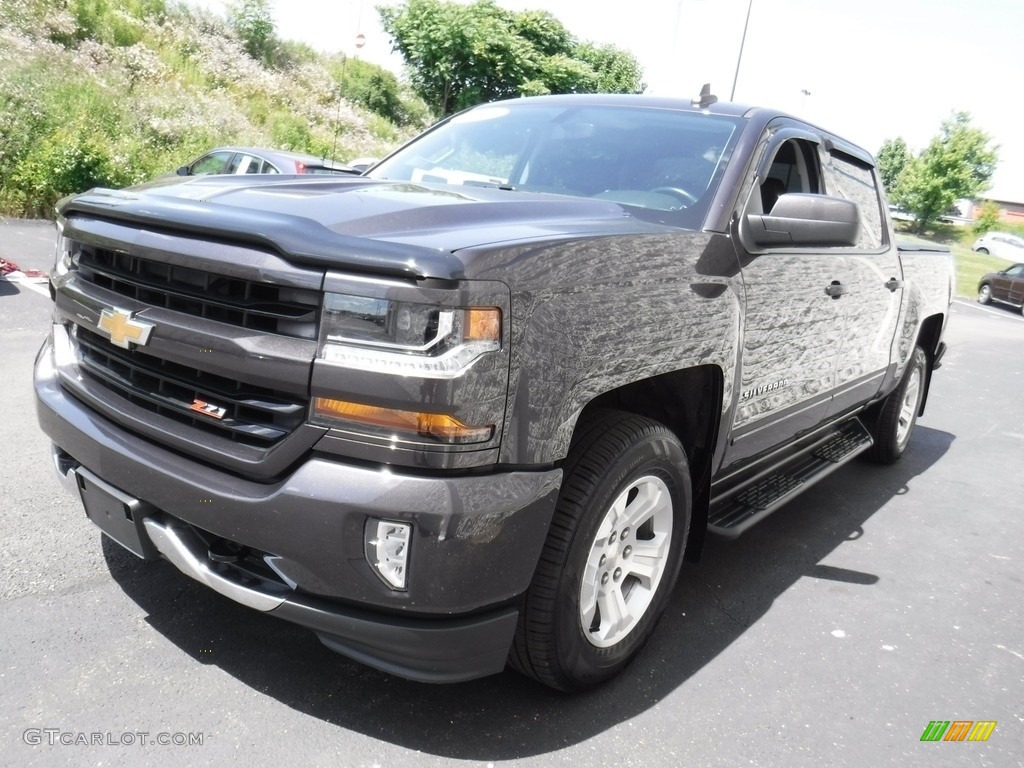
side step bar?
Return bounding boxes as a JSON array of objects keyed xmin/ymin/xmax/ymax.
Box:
[{"xmin": 708, "ymin": 419, "xmax": 873, "ymax": 538}]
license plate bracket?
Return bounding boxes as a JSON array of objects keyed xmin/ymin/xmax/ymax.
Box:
[{"xmin": 76, "ymin": 468, "xmax": 158, "ymax": 559}]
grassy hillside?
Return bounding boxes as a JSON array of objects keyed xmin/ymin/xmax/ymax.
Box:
[{"xmin": 0, "ymin": 0, "xmax": 426, "ymax": 218}]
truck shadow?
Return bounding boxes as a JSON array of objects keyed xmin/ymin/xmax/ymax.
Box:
[{"xmin": 104, "ymin": 425, "xmax": 953, "ymax": 760}]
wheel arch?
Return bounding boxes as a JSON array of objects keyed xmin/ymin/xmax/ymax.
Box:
[{"xmin": 572, "ymin": 365, "xmax": 724, "ymax": 563}]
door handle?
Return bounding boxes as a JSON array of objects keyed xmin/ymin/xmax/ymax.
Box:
[
  {"xmin": 885, "ymin": 277, "xmax": 904, "ymax": 292},
  {"xmin": 825, "ymin": 281, "xmax": 846, "ymax": 298}
]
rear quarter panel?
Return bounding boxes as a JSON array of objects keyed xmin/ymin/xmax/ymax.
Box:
[{"xmin": 895, "ymin": 242, "xmax": 954, "ymax": 367}]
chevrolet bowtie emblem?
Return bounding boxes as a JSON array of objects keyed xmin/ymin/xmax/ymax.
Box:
[{"xmin": 97, "ymin": 308, "xmax": 154, "ymax": 349}]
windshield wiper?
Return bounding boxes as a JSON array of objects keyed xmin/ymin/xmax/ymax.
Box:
[{"xmin": 461, "ymin": 180, "xmax": 517, "ymax": 191}]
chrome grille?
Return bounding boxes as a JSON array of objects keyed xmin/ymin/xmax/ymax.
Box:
[
  {"xmin": 77, "ymin": 246, "xmax": 320, "ymax": 339},
  {"xmin": 75, "ymin": 328, "xmax": 307, "ymax": 446}
]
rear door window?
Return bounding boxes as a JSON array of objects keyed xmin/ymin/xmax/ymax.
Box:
[
  {"xmin": 230, "ymin": 154, "xmax": 262, "ymax": 174},
  {"xmin": 826, "ymin": 151, "xmax": 884, "ymax": 249}
]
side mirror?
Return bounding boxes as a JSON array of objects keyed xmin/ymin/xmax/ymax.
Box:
[
  {"xmin": 175, "ymin": 166, "xmax": 190, "ymax": 176},
  {"xmin": 746, "ymin": 193, "xmax": 860, "ymax": 248}
]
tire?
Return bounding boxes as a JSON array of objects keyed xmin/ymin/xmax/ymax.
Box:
[
  {"xmin": 978, "ymin": 283, "xmax": 992, "ymax": 304},
  {"xmin": 509, "ymin": 410, "xmax": 690, "ymax": 691},
  {"xmin": 867, "ymin": 346, "xmax": 927, "ymax": 464},
  {"xmin": 976, "ymin": 247, "xmax": 989, "ymax": 255}
]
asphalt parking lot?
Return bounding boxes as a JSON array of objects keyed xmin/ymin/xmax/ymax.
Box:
[{"xmin": 1, "ymin": 218, "xmax": 1021, "ymax": 767}]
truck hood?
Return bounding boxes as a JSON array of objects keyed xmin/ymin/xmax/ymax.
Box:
[{"xmin": 59, "ymin": 176, "xmax": 664, "ymax": 281}]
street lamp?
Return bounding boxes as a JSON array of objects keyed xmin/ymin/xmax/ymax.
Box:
[{"xmin": 730, "ymin": 0, "xmax": 753, "ymax": 101}]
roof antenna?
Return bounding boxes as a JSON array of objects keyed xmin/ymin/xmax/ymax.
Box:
[
  {"xmin": 691, "ymin": 83, "xmax": 718, "ymax": 109},
  {"xmin": 330, "ymin": 54, "xmax": 347, "ymax": 164}
]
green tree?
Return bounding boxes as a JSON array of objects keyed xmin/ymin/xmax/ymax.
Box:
[
  {"xmin": 891, "ymin": 112, "xmax": 998, "ymax": 234},
  {"xmin": 230, "ymin": 0, "xmax": 275, "ymax": 62},
  {"xmin": 378, "ymin": 0, "xmax": 644, "ymax": 115},
  {"xmin": 876, "ymin": 137, "xmax": 909, "ymax": 194},
  {"xmin": 575, "ymin": 42, "xmax": 644, "ymax": 94},
  {"xmin": 512, "ymin": 9, "xmax": 572, "ymax": 56}
]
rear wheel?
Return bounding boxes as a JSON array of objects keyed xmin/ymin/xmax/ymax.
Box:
[
  {"xmin": 510, "ymin": 410, "xmax": 690, "ymax": 691},
  {"xmin": 978, "ymin": 283, "xmax": 992, "ymax": 304},
  {"xmin": 867, "ymin": 346, "xmax": 927, "ymax": 464}
]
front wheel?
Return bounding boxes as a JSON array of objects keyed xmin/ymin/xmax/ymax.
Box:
[
  {"xmin": 510, "ymin": 410, "xmax": 690, "ymax": 691},
  {"xmin": 978, "ymin": 283, "xmax": 992, "ymax": 304},
  {"xmin": 867, "ymin": 346, "xmax": 927, "ymax": 464}
]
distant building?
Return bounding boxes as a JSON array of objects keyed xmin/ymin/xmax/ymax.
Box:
[{"xmin": 966, "ymin": 195, "xmax": 1024, "ymax": 224}]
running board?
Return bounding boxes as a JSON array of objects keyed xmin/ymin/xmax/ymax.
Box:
[{"xmin": 708, "ymin": 419, "xmax": 873, "ymax": 538}]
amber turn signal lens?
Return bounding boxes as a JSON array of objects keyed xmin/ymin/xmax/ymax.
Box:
[
  {"xmin": 464, "ymin": 308, "xmax": 500, "ymax": 342},
  {"xmin": 313, "ymin": 398, "xmax": 493, "ymax": 443}
]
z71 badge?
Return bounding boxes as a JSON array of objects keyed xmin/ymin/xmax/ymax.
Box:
[{"xmin": 190, "ymin": 399, "xmax": 227, "ymax": 419}]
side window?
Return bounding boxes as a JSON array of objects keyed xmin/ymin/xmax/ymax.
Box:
[
  {"xmin": 231, "ymin": 154, "xmax": 261, "ymax": 174},
  {"xmin": 758, "ymin": 138, "xmax": 821, "ymax": 213},
  {"xmin": 190, "ymin": 151, "xmax": 232, "ymax": 175},
  {"xmin": 1006, "ymin": 265, "xmax": 1024, "ymax": 277},
  {"xmin": 827, "ymin": 151, "xmax": 883, "ymax": 249}
]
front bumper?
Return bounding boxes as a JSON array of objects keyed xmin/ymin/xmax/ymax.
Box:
[{"xmin": 35, "ymin": 331, "xmax": 561, "ymax": 682}]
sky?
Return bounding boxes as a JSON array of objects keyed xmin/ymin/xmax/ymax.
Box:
[{"xmin": 193, "ymin": 0, "xmax": 1024, "ymax": 201}]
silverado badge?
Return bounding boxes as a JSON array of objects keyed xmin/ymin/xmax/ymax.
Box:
[{"xmin": 97, "ymin": 308, "xmax": 154, "ymax": 349}]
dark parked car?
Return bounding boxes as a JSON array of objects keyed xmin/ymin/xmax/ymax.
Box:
[
  {"xmin": 978, "ymin": 263, "xmax": 1024, "ymax": 313},
  {"xmin": 176, "ymin": 147, "xmax": 358, "ymax": 176}
]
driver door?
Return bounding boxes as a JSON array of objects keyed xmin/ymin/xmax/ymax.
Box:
[{"xmin": 725, "ymin": 127, "xmax": 841, "ymax": 464}]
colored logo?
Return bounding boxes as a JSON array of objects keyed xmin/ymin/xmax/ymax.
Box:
[
  {"xmin": 190, "ymin": 399, "xmax": 227, "ymax": 420},
  {"xmin": 97, "ymin": 308, "xmax": 154, "ymax": 349},
  {"xmin": 920, "ymin": 721, "xmax": 996, "ymax": 742}
]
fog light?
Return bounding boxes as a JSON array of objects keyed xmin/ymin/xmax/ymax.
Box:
[{"xmin": 365, "ymin": 519, "xmax": 411, "ymax": 590}]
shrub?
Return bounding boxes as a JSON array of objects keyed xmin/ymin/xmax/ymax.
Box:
[
  {"xmin": 270, "ymin": 113, "xmax": 313, "ymax": 152},
  {"xmin": 342, "ymin": 59, "xmax": 404, "ymax": 124},
  {"xmin": 972, "ymin": 200, "xmax": 1002, "ymax": 235},
  {"xmin": 6, "ymin": 128, "xmax": 131, "ymax": 217}
]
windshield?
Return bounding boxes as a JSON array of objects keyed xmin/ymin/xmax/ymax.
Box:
[{"xmin": 368, "ymin": 102, "xmax": 742, "ymax": 228}]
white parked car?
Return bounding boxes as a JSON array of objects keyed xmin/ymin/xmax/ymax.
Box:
[{"xmin": 972, "ymin": 231, "xmax": 1024, "ymax": 259}]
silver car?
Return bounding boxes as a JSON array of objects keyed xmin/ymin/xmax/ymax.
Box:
[{"xmin": 175, "ymin": 147, "xmax": 358, "ymax": 177}]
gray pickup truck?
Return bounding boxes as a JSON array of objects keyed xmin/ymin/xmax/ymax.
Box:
[{"xmin": 35, "ymin": 93, "xmax": 952, "ymax": 691}]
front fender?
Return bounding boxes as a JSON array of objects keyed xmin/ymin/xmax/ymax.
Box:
[{"xmin": 481, "ymin": 232, "xmax": 743, "ymax": 465}]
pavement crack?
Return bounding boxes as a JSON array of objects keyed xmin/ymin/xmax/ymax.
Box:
[{"xmin": 707, "ymin": 585, "xmax": 743, "ymax": 626}]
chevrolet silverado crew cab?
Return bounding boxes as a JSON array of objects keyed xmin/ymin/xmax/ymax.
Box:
[{"xmin": 35, "ymin": 93, "xmax": 952, "ymax": 691}]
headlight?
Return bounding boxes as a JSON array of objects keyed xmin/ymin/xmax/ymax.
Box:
[
  {"xmin": 310, "ymin": 275, "xmax": 509, "ymax": 457},
  {"xmin": 318, "ymin": 292, "xmax": 500, "ymax": 379},
  {"xmin": 52, "ymin": 217, "xmax": 77, "ymax": 276}
]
